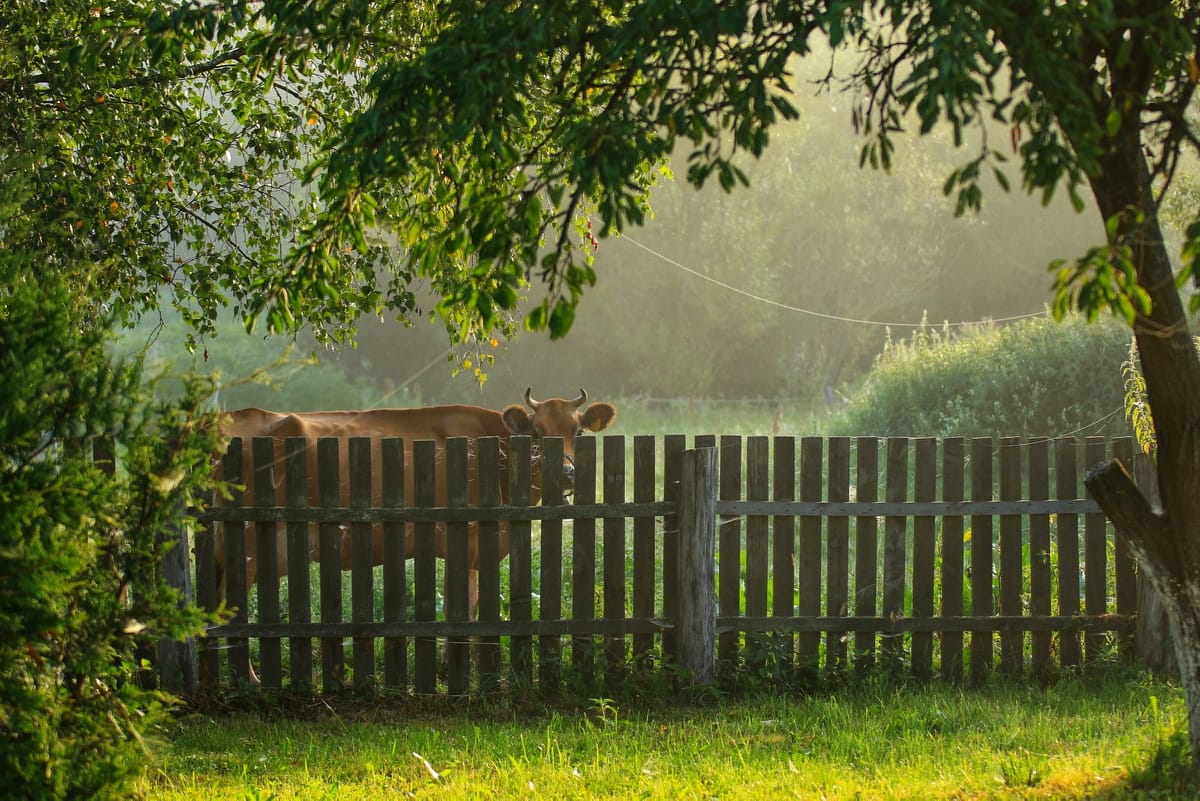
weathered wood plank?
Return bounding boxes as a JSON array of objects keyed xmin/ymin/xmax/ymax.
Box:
[
  {"xmin": 1112, "ymin": 436, "xmax": 1137, "ymax": 660},
  {"xmin": 678, "ymin": 448, "xmax": 717, "ymax": 686},
  {"xmin": 477, "ymin": 437, "xmax": 503, "ymax": 691},
  {"xmin": 1056, "ymin": 437, "xmax": 1082, "ymax": 669},
  {"xmin": 223, "ymin": 438, "xmax": 250, "ymax": 685},
  {"xmin": 318, "ymin": 438, "xmax": 344, "ymax": 692},
  {"xmin": 252, "ymin": 437, "xmax": 282, "ymax": 689},
  {"xmin": 970, "ymin": 437, "xmax": 993, "ymax": 684},
  {"xmin": 211, "ymin": 612, "xmax": 1134, "ymax": 640},
  {"xmin": 854, "ymin": 437, "xmax": 879, "ymax": 672},
  {"xmin": 999, "ymin": 437, "xmax": 1023, "ymax": 676},
  {"xmin": 632, "ymin": 436, "xmax": 657, "ymax": 661},
  {"xmin": 772, "ymin": 436, "xmax": 796, "ymax": 674},
  {"xmin": 745, "ymin": 437, "xmax": 769, "ymax": 673},
  {"xmin": 196, "ymin": 462, "xmax": 219, "ymax": 692},
  {"xmin": 911, "ymin": 437, "xmax": 936, "ymax": 679},
  {"xmin": 661, "ymin": 435, "xmax": 685, "ymax": 662},
  {"xmin": 509, "ymin": 436, "xmax": 533, "ymax": 689},
  {"xmin": 381, "ymin": 438, "xmax": 407, "ymax": 689},
  {"xmin": 200, "ymin": 497, "xmax": 1098, "ymax": 524},
  {"xmin": 571, "ymin": 436, "xmax": 597, "ymax": 685},
  {"xmin": 941, "ymin": 437, "xmax": 965, "ymax": 680},
  {"xmin": 799, "ymin": 437, "xmax": 823, "ymax": 673},
  {"xmin": 718, "ymin": 435, "xmax": 742, "ymax": 670},
  {"xmin": 603, "ymin": 435, "xmax": 626, "ymax": 688},
  {"xmin": 444, "ymin": 437, "xmax": 470, "ymax": 695},
  {"xmin": 350, "ymin": 437, "xmax": 375, "ymax": 689},
  {"xmin": 883, "ymin": 438, "xmax": 908, "ymax": 668},
  {"xmin": 539, "ymin": 436, "xmax": 565, "ymax": 692},
  {"xmin": 413, "ymin": 440, "xmax": 437, "ymax": 694},
  {"xmin": 1028, "ymin": 437, "xmax": 1051, "ymax": 682},
  {"xmin": 1085, "ymin": 436, "xmax": 1109, "ymax": 661},
  {"xmin": 826, "ymin": 437, "xmax": 850, "ymax": 673},
  {"xmin": 745, "ymin": 437, "xmax": 770, "ymax": 621}
]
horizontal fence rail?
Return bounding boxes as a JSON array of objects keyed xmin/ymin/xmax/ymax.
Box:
[{"xmin": 191, "ymin": 434, "xmax": 1142, "ymax": 696}]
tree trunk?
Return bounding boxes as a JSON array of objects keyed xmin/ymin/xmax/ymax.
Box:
[{"xmin": 1081, "ymin": 127, "xmax": 1200, "ymax": 779}]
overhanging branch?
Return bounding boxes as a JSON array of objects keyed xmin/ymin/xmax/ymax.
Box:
[{"xmin": 1085, "ymin": 457, "xmax": 1179, "ymax": 578}]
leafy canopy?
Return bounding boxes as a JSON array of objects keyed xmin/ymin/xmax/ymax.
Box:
[{"xmin": 188, "ymin": 0, "xmax": 1200, "ymax": 338}]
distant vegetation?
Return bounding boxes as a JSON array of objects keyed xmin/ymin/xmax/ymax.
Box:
[{"xmin": 830, "ymin": 314, "xmax": 1132, "ymax": 437}]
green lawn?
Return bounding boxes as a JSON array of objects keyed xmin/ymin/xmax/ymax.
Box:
[{"xmin": 137, "ymin": 668, "xmax": 1194, "ymax": 800}]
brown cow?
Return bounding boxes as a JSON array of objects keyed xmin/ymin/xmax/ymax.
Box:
[{"xmin": 212, "ymin": 389, "xmax": 616, "ymax": 616}]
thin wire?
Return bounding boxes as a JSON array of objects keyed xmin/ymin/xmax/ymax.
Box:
[{"xmin": 618, "ymin": 231, "xmax": 1048, "ymax": 329}]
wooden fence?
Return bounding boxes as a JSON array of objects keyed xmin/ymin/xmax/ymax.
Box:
[{"xmin": 192, "ymin": 434, "xmax": 1141, "ymax": 695}]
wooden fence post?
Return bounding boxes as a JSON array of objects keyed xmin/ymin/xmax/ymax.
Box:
[
  {"xmin": 158, "ymin": 511, "xmax": 198, "ymax": 698},
  {"xmin": 677, "ymin": 447, "xmax": 717, "ymax": 686}
]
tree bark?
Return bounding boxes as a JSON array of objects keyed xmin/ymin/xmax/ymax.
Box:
[{"xmin": 1083, "ymin": 139, "xmax": 1200, "ymax": 778}]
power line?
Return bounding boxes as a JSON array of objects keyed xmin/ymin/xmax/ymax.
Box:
[{"xmin": 618, "ymin": 231, "xmax": 1048, "ymax": 329}]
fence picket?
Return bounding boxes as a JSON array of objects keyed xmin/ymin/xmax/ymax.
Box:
[
  {"xmin": 1056, "ymin": 437, "xmax": 1082, "ymax": 669},
  {"xmin": 381, "ymin": 438, "xmax": 406, "ymax": 689},
  {"xmin": 940, "ymin": 438, "xmax": 965, "ymax": 680},
  {"xmin": 746, "ymin": 437, "xmax": 770, "ymax": 621},
  {"xmin": 540, "ymin": 436, "xmax": 566, "ymax": 691},
  {"xmin": 912, "ymin": 438, "xmax": 936, "ymax": 679},
  {"xmin": 223, "ymin": 439, "xmax": 250, "ymax": 685},
  {"xmin": 318, "ymin": 438, "xmax": 343, "ymax": 691},
  {"xmin": 1113, "ymin": 436, "xmax": 1137, "ymax": 659},
  {"xmin": 799, "ymin": 437, "xmax": 823, "ymax": 673},
  {"xmin": 883, "ymin": 438, "xmax": 908, "ymax": 667},
  {"xmin": 633, "ymin": 436, "xmax": 657, "ymax": 661},
  {"xmin": 719, "ymin": 435, "xmax": 742, "ymax": 670},
  {"xmin": 1029, "ymin": 438, "xmax": 1051, "ymax": 681},
  {"xmin": 1085, "ymin": 436, "xmax": 1108, "ymax": 662},
  {"xmin": 826, "ymin": 437, "xmax": 850, "ymax": 673},
  {"xmin": 999, "ymin": 437, "xmax": 1023, "ymax": 676},
  {"xmin": 970, "ymin": 437, "xmax": 994, "ymax": 683},
  {"xmin": 854, "ymin": 437, "xmax": 879, "ymax": 672},
  {"xmin": 772, "ymin": 436, "xmax": 796, "ymax": 674},
  {"xmin": 571, "ymin": 436, "xmax": 597, "ymax": 685},
  {"xmin": 444, "ymin": 437, "xmax": 470, "ymax": 695},
  {"xmin": 477, "ymin": 437, "xmax": 503, "ymax": 690},
  {"xmin": 253, "ymin": 437, "xmax": 282, "ymax": 688},
  {"xmin": 509, "ymin": 436, "xmax": 533, "ymax": 688},
  {"xmin": 661, "ymin": 434, "xmax": 686, "ymax": 662},
  {"xmin": 603, "ymin": 435, "xmax": 627, "ymax": 687},
  {"xmin": 412, "ymin": 440, "xmax": 437, "ymax": 694}
]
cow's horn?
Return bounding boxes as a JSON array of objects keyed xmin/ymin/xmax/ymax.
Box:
[
  {"xmin": 571, "ymin": 388, "xmax": 587, "ymax": 408},
  {"xmin": 524, "ymin": 387, "xmax": 542, "ymax": 409}
]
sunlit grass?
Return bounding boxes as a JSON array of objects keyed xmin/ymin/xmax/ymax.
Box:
[{"xmin": 138, "ymin": 668, "xmax": 1193, "ymax": 800}]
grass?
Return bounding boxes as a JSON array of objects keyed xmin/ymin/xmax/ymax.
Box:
[{"xmin": 137, "ymin": 668, "xmax": 1195, "ymax": 800}]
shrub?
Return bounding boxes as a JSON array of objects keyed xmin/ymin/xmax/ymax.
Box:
[
  {"xmin": 831, "ymin": 314, "xmax": 1132, "ymax": 437},
  {"xmin": 0, "ymin": 263, "xmax": 218, "ymax": 800}
]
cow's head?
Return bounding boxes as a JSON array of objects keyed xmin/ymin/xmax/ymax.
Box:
[{"xmin": 501, "ymin": 388, "xmax": 616, "ymax": 493}]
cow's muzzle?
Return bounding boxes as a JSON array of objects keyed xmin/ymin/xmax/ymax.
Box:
[{"xmin": 561, "ymin": 454, "xmax": 576, "ymax": 497}]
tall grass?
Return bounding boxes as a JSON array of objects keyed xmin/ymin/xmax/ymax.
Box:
[{"xmin": 139, "ymin": 668, "xmax": 1193, "ymax": 799}]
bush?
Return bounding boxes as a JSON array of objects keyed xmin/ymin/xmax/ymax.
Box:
[
  {"xmin": 831, "ymin": 314, "xmax": 1133, "ymax": 437},
  {"xmin": 0, "ymin": 263, "xmax": 219, "ymax": 800}
]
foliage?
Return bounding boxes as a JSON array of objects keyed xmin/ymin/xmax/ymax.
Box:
[
  {"xmin": 832, "ymin": 315, "xmax": 1132, "ymax": 437},
  {"xmin": 150, "ymin": 1, "xmax": 1195, "ymax": 339},
  {"xmin": 0, "ymin": 262, "xmax": 220, "ymax": 800},
  {"xmin": 1123, "ymin": 336, "xmax": 1200, "ymax": 455},
  {"xmin": 0, "ymin": 0, "xmax": 515, "ymax": 350}
]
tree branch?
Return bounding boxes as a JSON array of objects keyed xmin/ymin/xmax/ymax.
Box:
[{"xmin": 1085, "ymin": 457, "xmax": 1182, "ymax": 580}]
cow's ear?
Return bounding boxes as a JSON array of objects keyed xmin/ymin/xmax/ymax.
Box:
[
  {"xmin": 581, "ymin": 403, "xmax": 616, "ymax": 432},
  {"xmin": 502, "ymin": 405, "xmax": 534, "ymax": 434}
]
